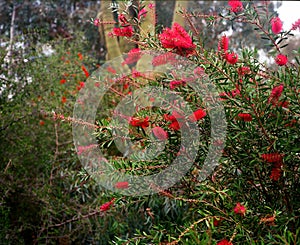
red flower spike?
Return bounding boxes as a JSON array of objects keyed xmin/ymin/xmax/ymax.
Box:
[
  {"xmin": 217, "ymin": 239, "xmax": 233, "ymax": 245},
  {"xmin": 152, "ymin": 52, "xmax": 177, "ymax": 66},
  {"xmin": 159, "ymin": 22, "xmax": 196, "ymax": 56},
  {"xmin": 39, "ymin": 120, "xmax": 45, "ymax": 126},
  {"xmin": 228, "ymin": 0, "xmax": 243, "ymax": 13},
  {"xmin": 78, "ymin": 53, "xmax": 83, "ymax": 60},
  {"xmin": 129, "ymin": 116, "xmax": 149, "ymax": 128},
  {"xmin": 138, "ymin": 8, "xmax": 147, "ymax": 20},
  {"xmin": 237, "ymin": 113, "xmax": 252, "ymax": 122},
  {"xmin": 275, "ymin": 54, "xmax": 288, "ymax": 66},
  {"xmin": 100, "ymin": 198, "xmax": 115, "ymax": 212},
  {"xmin": 152, "ymin": 126, "xmax": 168, "ymax": 140},
  {"xmin": 268, "ymin": 84, "xmax": 284, "ymax": 104},
  {"xmin": 261, "ymin": 153, "xmax": 283, "ymax": 163},
  {"xmin": 112, "ymin": 26, "xmax": 133, "ymax": 37},
  {"xmin": 225, "ymin": 52, "xmax": 238, "ymax": 64},
  {"xmin": 234, "ymin": 202, "xmax": 246, "ymax": 216},
  {"xmin": 81, "ymin": 65, "xmax": 90, "ymax": 78},
  {"xmin": 60, "ymin": 79, "xmax": 66, "ymax": 84},
  {"xmin": 271, "ymin": 17, "xmax": 283, "ymax": 34},
  {"xmin": 218, "ymin": 35, "xmax": 229, "ymax": 52},
  {"xmin": 61, "ymin": 96, "xmax": 67, "ymax": 103},
  {"xmin": 270, "ymin": 166, "xmax": 282, "ymax": 181},
  {"xmin": 189, "ymin": 109, "xmax": 206, "ymax": 122},
  {"xmin": 169, "ymin": 80, "xmax": 186, "ymax": 90},
  {"xmin": 115, "ymin": 181, "xmax": 129, "ymax": 189},
  {"xmin": 291, "ymin": 18, "xmax": 300, "ymax": 31}
]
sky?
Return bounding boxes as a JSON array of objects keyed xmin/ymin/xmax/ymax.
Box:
[{"xmin": 277, "ymin": 1, "xmax": 300, "ymax": 32}]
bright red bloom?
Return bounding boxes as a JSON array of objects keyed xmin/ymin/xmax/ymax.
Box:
[
  {"xmin": 218, "ymin": 35, "xmax": 229, "ymax": 52},
  {"xmin": 81, "ymin": 65, "xmax": 90, "ymax": 78},
  {"xmin": 129, "ymin": 116, "xmax": 149, "ymax": 128},
  {"xmin": 270, "ymin": 165, "xmax": 282, "ymax": 181},
  {"xmin": 60, "ymin": 79, "xmax": 66, "ymax": 84},
  {"xmin": 225, "ymin": 52, "xmax": 238, "ymax": 64},
  {"xmin": 78, "ymin": 53, "xmax": 83, "ymax": 60},
  {"xmin": 112, "ymin": 26, "xmax": 133, "ymax": 37},
  {"xmin": 291, "ymin": 18, "xmax": 300, "ymax": 31},
  {"xmin": 217, "ymin": 239, "xmax": 233, "ymax": 245},
  {"xmin": 238, "ymin": 66, "xmax": 251, "ymax": 75},
  {"xmin": 237, "ymin": 113, "xmax": 252, "ymax": 122},
  {"xmin": 159, "ymin": 23, "xmax": 196, "ymax": 56},
  {"xmin": 164, "ymin": 111, "xmax": 185, "ymax": 131},
  {"xmin": 152, "ymin": 126, "xmax": 168, "ymax": 140},
  {"xmin": 122, "ymin": 48, "xmax": 141, "ymax": 65},
  {"xmin": 61, "ymin": 96, "xmax": 67, "ymax": 103},
  {"xmin": 189, "ymin": 109, "xmax": 206, "ymax": 122},
  {"xmin": 261, "ymin": 153, "xmax": 283, "ymax": 163},
  {"xmin": 169, "ymin": 80, "xmax": 186, "ymax": 90},
  {"xmin": 228, "ymin": 0, "xmax": 243, "ymax": 13},
  {"xmin": 234, "ymin": 202, "xmax": 246, "ymax": 216},
  {"xmin": 275, "ymin": 54, "xmax": 288, "ymax": 66},
  {"xmin": 107, "ymin": 66, "xmax": 116, "ymax": 74},
  {"xmin": 94, "ymin": 18, "xmax": 100, "ymax": 26},
  {"xmin": 268, "ymin": 84, "xmax": 284, "ymax": 104},
  {"xmin": 138, "ymin": 8, "xmax": 147, "ymax": 20},
  {"xmin": 271, "ymin": 17, "xmax": 283, "ymax": 34},
  {"xmin": 115, "ymin": 181, "xmax": 129, "ymax": 189},
  {"xmin": 39, "ymin": 120, "xmax": 45, "ymax": 126},
  {"xmin": 100, "ymin": 198, "xmax": 115, "ymax": 212},
  {"xmin": 118, "ymin": 14, "xmax": 128, "ymax": 26}
]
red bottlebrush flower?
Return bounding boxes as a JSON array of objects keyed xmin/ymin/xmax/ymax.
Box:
[
  {"xmin": 237, "ymin": 113, "xmax": 252, "ymax": 122},
  {"xmin": 225, "ymin": 52, "xmax": 238, "ymax": 64},
  {"xmin": 61, "ymin": 96, "xmax": 67, "ymax": 103},
  {"xmin": 78, "ymin": 52, "xmax": 83, "ymax": 60},
  {"xmin": 291, "ymin": 18, "xmax": 300, "ymax": 31},
  {"xmin": 169, "ymin": 120, "xmax": 181, "ymax": 131},
  {"xmin": 94, "ymin": 18, "xmax": 100, "ymax": 26},
  {"xmin": 234, "ymin": 202, "xmax": 246, "ymax": 216},
  {"xmin": 169, "ymin": 80, "xmax": 186, "ymax": 90},
  {"xmin": 138, "ymin": 8, "xmax": 147, "ymax": 20},
  {"xmin": 122, "ymin": 48, "xmax": 141, "ymax": 65},
  {"xmin": 39, "ymin": 120, "xmax": 45, "ymax": 126},
  {"xmin": 81, "ymin": 65, "xmax": 90, "ymax": 78},
  {"xmin": 129, "ymin": 116, "xmax": 149, "ymax": 128},
  {"xmin": 276, "ymin": 100, "xmax": 289, "ymax": 108},
  {"xmin": 218, "ymin": 35, "xmax": 229, "ymax": 52},
  {"xmin": 261, "ymin": 153, "xmax": 283, "ymax": 163},
  {"xmin": 189, "ymin": 109, "xmax": 206, "ymax": 122},
  {"xmin": 60, "ymin": 79, "xmax": 66, "ymax": 84},
  {"xmin": 159, "ymin": 22, "xmax": 196, "ymax": 56},
  {"xmin": 100, "ymin": 198, "xmax": 115, "ymax": 212},
  {"xmin": 217, "ymin": 239, "xmax": 233, "ymax": 245},
  {"xmin": 275, "ymin": 54, "xmax": 288, "ymax": 66},
  {"xmin": 112, "ymin": 26, "xmax": 133, "ymax": 37},
  {"xmin": 152, "ymin": 126, "xmax": 168, "ymax": 140},
  {"xmin": 115, "ymin": 181, "xmax": 129, "ymax": 189},
  {"xmin": 238, "ymin": 66, "xmax": 251, "ymax": 75},
  {"xmin": 268, "ymin": 84, "xmax": 284, "ymax": 104},
  {"xmin": 118, "ymin": 14, "xmax": 128, "ymax": 26},
  {"xmin": 228, "ymin": 0, "xmax": 243, "ymax": 13},
  {"xmin": 148, "ymin": 3, "xmax": 155, "ymax": 9},
  {"xmin": 270, "ymin": 166, "xmax": 282, "ymax": 181},
  {"xmin": 164, "ymin": 111, "xmax": 185, "ymax": 131},
  {"xmin": 152, "ymin": 52, "xmax": 177, "ymax": 66},
  {"xmin": 271, "ymin": 17, "xmax": 283, "ymax": 34}
]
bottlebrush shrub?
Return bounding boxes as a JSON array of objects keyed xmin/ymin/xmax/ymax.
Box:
[{"xmin": 87, "ymin": 1, "xmax": 300, "ymax": 244}]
